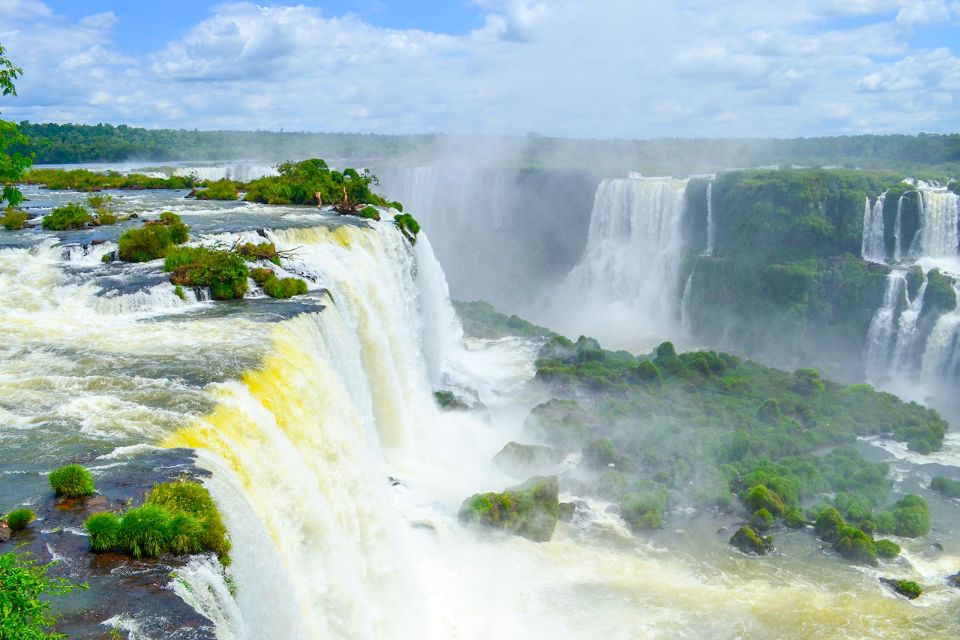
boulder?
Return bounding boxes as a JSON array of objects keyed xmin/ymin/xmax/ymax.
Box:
[
  {"xmin": 492, "ymin": 442, "xmax": 563, "ymax": 478},
  {"xmin": 730, "ymin": 525, "xmax": 773, "ymax": 555},
  {"xmin": 458, "ymin": 476, "xmax": 559, "ymax": 542},
  {"xmin": 558, "ymin": 502, "xmax": 576, "ymax": 522},
  {"xmin": 0, "ymin": 522, "xmax": 10, "ymax": 543},
  {"xmin": 947, "ymin": 572, "xmax": 960, "ymax": 589}
]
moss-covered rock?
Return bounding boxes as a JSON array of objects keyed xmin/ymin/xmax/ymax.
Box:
[
  {"xmin": 880, "ymin": 578, "xmax": 921, "ymax": 599},
  {"xmin": 834, "ymin": 525, "xmax": 878, "ymax": 565},
  {"xmin": 164, "ymin": 247, "xmax": 249, "ymax": 301},
  {"xmin": 558, "ymin": 502, "xmax": 576, "ymax": 522},
  {"xmin": 434, "ymin": 390, "xmax": 470, "ymax": 411},
  {"xmin": 620, "ymin": 482, "xmax": 668, "ymax": 531},
  {"xmin": 730, "ymin": 525, "xmax": 773, "ymax": 555},
  {"xmin": 458, "ymin": 476, "xmax": 559, "ymax": 542},
  {"xmin": 743, "ymin": 484, "xmax": 786, "ymax": 517},
  {"xmin": 875, "ymin": 539, "xmax": 901, "ymax": 559},
  {"xmin": 784, "ymin": 507, "xmax": 807, "ymax": 529},
  {"xmin": 524, "ymin": 399, "xmax": 591, "ymax": 451},
  {"xmin": 750, "ymin": 508, "xmax": 774, "ymax": 531},
  {"xmin": 492, "ymin": 442, "xmax": 562, "ymax": 478},
  {"xmin": 815, "ymin": 507, "xmax": 845, "ymax": 542}
]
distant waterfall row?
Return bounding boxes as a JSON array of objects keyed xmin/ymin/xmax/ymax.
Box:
[{"xmin": 861, "ymin": 180, "xmax": 960, "ymax": 264}]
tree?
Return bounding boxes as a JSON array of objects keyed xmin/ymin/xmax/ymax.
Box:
[
  {"xmin": 1, "ymin": 43, "xmax": 31, "ymax": 208},
  {"xmin": 0, "ymin": 551, "xmax": 87, "ymax": 639}
]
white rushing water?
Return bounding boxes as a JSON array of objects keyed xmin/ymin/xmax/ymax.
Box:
[
  {"xmin": 864, "ymin": 270, "xmax": 928, "ymax": 383},
  {"xmin": 552, "ymin": 176, "xmax": 688, "ymax": 350},
  {"xmin": 862, "ymin": 192, "xmax": 887, "ymax": 263}
]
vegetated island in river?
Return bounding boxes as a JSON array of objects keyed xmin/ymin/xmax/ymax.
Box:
[{"xmin": 452, "ymin": 300, "xmax": 955, "ymax": 599}]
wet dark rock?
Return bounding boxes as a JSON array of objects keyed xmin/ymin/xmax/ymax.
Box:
[
  {"xmin": 947, "ymin": 572, "xmax": 960, "ymax": 589},
  {"xmin": 459, "ymin": 476, "xmax": 559, "ymax": 542},
  {"xmin": 13, "ymin": 448, "xmax": 217, "ymax": 640},
  {"xmin": 0, "ymin": 521, "xmax": 10, "ymax": 542},
  {"xmin": 558, "ymin": 502, "xmax": 576, "ymax": 522},
  {"xmin": 493, "ymin": 442, "xmax": 563, "ymax": 478},
  {"xmin": 256, "ymin": 228, "xmax": 269, "ymax": 238}
]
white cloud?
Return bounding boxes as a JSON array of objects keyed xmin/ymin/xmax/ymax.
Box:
[{"xmin": 0, "ymin": 0, "xmax": 958, "ymax": 137}]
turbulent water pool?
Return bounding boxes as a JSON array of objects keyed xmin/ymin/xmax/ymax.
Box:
[{"xmin": 2, "ymin": 185, "xmax": 959, "ymax": 639}]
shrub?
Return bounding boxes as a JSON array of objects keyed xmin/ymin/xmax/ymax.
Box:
[
  {"xmin": 834, "ymin": 525, "xmax": 877, "ymax": 565},
  {"xmin": 875, "ymin": 539, "xmax": 901, "ymax": 559},
  {"xmin": 877, "ymin": 494, "xmax": 930, "ymax": 537},
  {"xmin": 750, "ymin": 508, "xmax": 774, "ymax": 531},
  {"xmin": 117, "ymin": 505, "xmax": 172, "ymax": 560},
  {"xmin": 784, "ymin": 507, "xmax": 806, "ymax": 528},
  {"xmin": 358, "ymin": 206, "xmax": 380, "ymax": 221},
  {"xmin": 85, "ymin": 512, "xmax": 121, "ymax": 552},
  {"xmin": 263, "ymin": 276, "xmax": 308, "ymax": 299},
  {"xmin": 117, "ymin": 212, "xmax": 189, "ymax": 262},
  {"xmin": 5, "ymin": 508, "xmax": 36, "ymax": 532},
  {"xmin": 164, "ymin": 247, "xmax": 249, "ymax": 300},
  {"xmin": 168, "ymin": 514, "xmax": 205, "ymax": 555},
  {"xmin": 41, "ymin": 203, "xmax": 92, "ymax": 230},
  {"xmin": 1, "ymin": 208, "xmax": 29, "ymax": 230},
  {"xmin": 0, "ymin": 551, "xmax": 87, "ymax": 639},
  {"xmin": 48, "ymin": 464, "xmax": 95, "ymax": 498},
  {"xmin": 145, "ymin": 480, "xmax": 231, "ymax": 561},
  {"xmin": 743, "ymin": 484, "xmax": 786, "ymax": 516},
  {"xmin": 814, "ymin": 507, "xmax": 845, "ymax": 542},
  {"xmin": 730, "ymin": 525, "xmax": 773, "ymax": 555},
  {"xmin": 389, "ymin": 201, "xmax": 403, "ymax": 212},
  {"xmin": 931, "ymin": 476, "xmax": 960, "ymax": 499},
  {"xmin": 194, "ymin": 179, "xmax": 239, "ymax": 201}
]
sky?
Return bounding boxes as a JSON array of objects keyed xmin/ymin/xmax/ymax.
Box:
[{"xmin": 0, "ymin": 0, "xmax": 958, "ymax": 138}]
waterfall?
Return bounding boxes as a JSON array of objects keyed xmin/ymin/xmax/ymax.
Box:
[
  {"xmin": 679, "ymin": 270, "xmax": 695, "ymax": 335},
  {"xmin": 165, "ymin": 222, "xmax": 459, "ymax": 639},
  {"xmin": 916, "ymin": 185, "xmax": 960, "ymax": 258},
  {"xmin": 861, "ymin": 191, "xmax": 887, "ymax": 263},
  {"xmin": 553, "ymin": 176, "xmax": 688, "ymax": 349},
  {"xmin": 864, "ymin": 269, "xmax": 929, "ymax": 382},
  {"xmin": 920, "ymin": 283, "xmax": 960, "ymax": 389},
  {"xmin": 894, "ymin": 194, "xmax": 906, "ymax": 262},
  {"xmin": 704, "ymin": 181, "xmax": 715, "ymax": 257}
]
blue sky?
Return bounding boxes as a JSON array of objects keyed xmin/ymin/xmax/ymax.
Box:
[
  {"xmin": 1, "ymin": 0, "xmax": 959, "ymax": 138},
  {"xmin": 45, "ymin": 1, "xmax": 488, "ymax": 52}
]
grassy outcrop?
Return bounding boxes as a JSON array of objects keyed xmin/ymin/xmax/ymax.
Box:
[
  {"xmin": 117, "ymin": 212, "xmax": 190, "ymax": 262},
  {"xmin": 452, "ymin": 299, "xmax": 555, "ymax": 339},
  {"xmin": 1, "ymin": 207, "xmax": 28, "ymax": 230},
  {"xmin": 250, "ymin": 267, "xmax": 308, "ymax": 299},
  {"xmin": 932, "ymin": 475, "xmax": 960, "ymax": 498},
  {"xmin": 243, "ymin": 159, "xmax": 386, "ymax": 208},
  {"xmin": 193, "ymin": 179, "xmax": 239, "ymax": 201},
  {"xmin": 23, "ymin": 167, "xmax": 199, "ymax": 191},
  {"xmin": 3, "ymin": 508, "xmax": 36, "ymax": 532},
  {"xmin": 49, "ymin": 464, "xmax": 95, "ymax": 498},
  {"xmin": 84, "ymin": 480, "xmax": 230, "ymax": 563},
  {"xmin": 730, "ymin": 525, "xmax": 773, "ymax": 555},
  {"xmin": 164, "ymin": 247, "xmax": 249, "ymax": 300},
  {"xmin": 459, "ymin": 476, "xmax": 559, "ymax": 542}
]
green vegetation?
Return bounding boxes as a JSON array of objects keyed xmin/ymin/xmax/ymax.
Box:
[
  {"xmin": 730, "ymin": 525, "xmax": 773, "ymax": 555},
  {"xmin": 452, "ymin": 299, "xmax": 555, "ymax": 339},
  {"xmin": 1, "ymin": 207, "xmax": 28, "ymax": 230},
  {"xmin": 85, "ymin": 512, "xmax": 120, "ymax": 552},
  {"xmin": 881, "ymin": 578, "xmax": 922, "ymax": 599},
  {"xmin": 48, "ymin": 464, "xmax": 95, "ymax": 498},
  {"xmin": 85, "ymin": 480, "xmax": 231, "ymax": 563},
  {"xmin": 875, "ymin": 539, "xmax": 901, "ymax": 559},
  {"xmin": 41, "ymin": 203, "xmax": 92, "ymax": 230},
  {"xmin": 164, "ymin": 246, "xmax": 249, "ymax": 300},
  {"xmin": 393, "ymin": 213, "xmax": 420, "ymax": 242},
  {"xmin": 23, "ymin": 167, "xmax": 198, "ymax": 191},
  {"xmin": 434, "ymin": 390, "xmax": 469, "ymax": 410},
  {"xmin": 459, "ymin": 476, "xmax": 559, "ymax": 542},
  {"xmin": 931, "ymin": 475, "xmax": 960, "ymax": 499},
  {"xmin": 4, "ymin": 508, "xmax": 36, "ymax": 532},
  {"xmin": 1, "ymin": 44, "xmax": 31, "ymax": 210},
  {"xmin": 117, "ymin": 212, "xmax": 190, "ymax": 262},
  {"xmin": 526, "ymin": 333, "xmax": 943, "ymax": 567},
  {"xmin": 250, "ymin": 266, "xmax": 308, "ymax": 299},
  {"xmin": 358, "ymin": 206, "xmax": 380, "ymax": 221},
  {"xmin": 243, "ymin": 159, "xmax": 384, "ymax": 207},
  {"xmin": 236, "ymin": 242, "xmax": 281, "ymax": 265},
  {"xmin": 0, "ymin": 550, "xmax": 87, "ymax": 640},
  {"xmin": 194, "ymin": 179, "xmax": 239, "ymax": 201}
]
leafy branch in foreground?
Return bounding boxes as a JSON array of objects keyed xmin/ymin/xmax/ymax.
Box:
[{"xmin": 0, "ymin": 550, "xmax": 87, "ymax": 639}]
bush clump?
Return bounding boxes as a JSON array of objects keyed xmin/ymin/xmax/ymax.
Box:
[
  {"xmin": 743, "ymin": 484, "xmax": 786, "ymax": 517},
  {"xmin": 250, "ymin": 266, "xmax": 308, "ymax": 299},
  {"xmin": 49, "ymin": 464, "xmax": 95, "ymax": 498},
  {"xmin": 730, "ymin": 525, "xmax": 773, "ymax": 555},
  {"xmin": 834, "ymin": 525, "xmax": 877, "ymax": 565},
  {"xmin": 750, "ymin": 508, "xmax": 774, "ymax": 531},
  {"xmin": 5, "ymin": 508, "xmax": 36, "ymax": 532},
  {"xmin": 1, "ymin": 208, "xmax": 29, "ymax": 230},
  {"xmin": 41, "ymin": 203, "xmax": 92, "ymax": 230},
  {"xmin": 117, "ymin": 212, "xmax": 190, "ymax": 262},
  {"xmin": 875, "ymin": 539, "xmax": 901, "ymax": 559},
  {"xmin": 931, "ymin": 476, "xmax": 960, "ymax": 499},
  {"xmin": 87, "ymin": 480, "xmax": 230, "ymax": 562},
  {"xmin": 358, "ymin": 206, "xmax": 381, "ymax": 221},
  {"xmin": 194, "ymin": 179, "xmax": 239, "ymax": 201},
  {"xmin": 394, "ymin": 213, "xmax": 420, "ymax": 242},
  {"xmin": 164, "ymin": 246, "xmax": 249, "ymax": 300},
  {"xmin": 85, "ymin": 512, "xmax": 121, "ymax": 552},
  {"xmin": 881, "ymin": 578, "xmax": 922, "ymax": 599}
]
